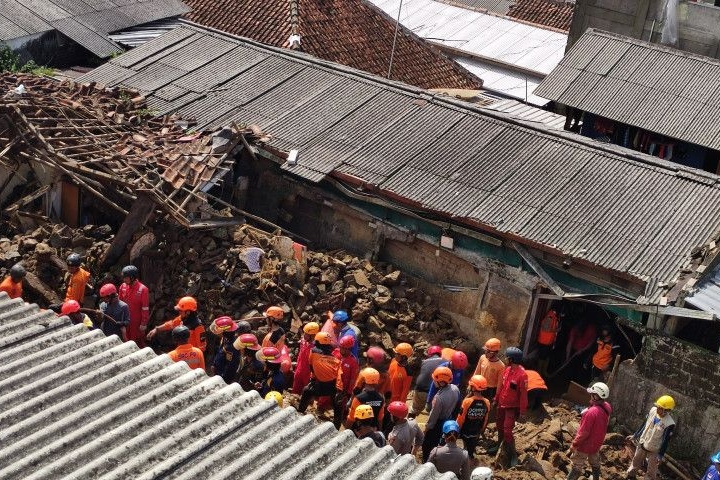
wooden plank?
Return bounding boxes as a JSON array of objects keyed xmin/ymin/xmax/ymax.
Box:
[
  {"xmin": 23, "ymin": 271, "xmax": 61, "ymax": 305},
  {"xmin": 99, "ymin": 193, "xmax": 156, "ymax": 269},
  {"xmin": 512, "ymin": 241, "xmax": 566, "ymax": 297}
]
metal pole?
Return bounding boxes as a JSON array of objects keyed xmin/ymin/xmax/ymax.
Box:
[{"xmin": 388, "ymin": 0, "xmax": 403, "ymax": 79}]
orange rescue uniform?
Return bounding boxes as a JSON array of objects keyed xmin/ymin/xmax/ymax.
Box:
[
  {"xmin": 473, "ymin": 355, "xmax": 505, "ymax": 391},
  {"xmin": 525, "ymin": 370, "xmax": 548, "ymax": 391},
  {"xmin": 169, "ymin": 343, "xmax": 205, "ymax": 370},
  {"xmin": 309, "ymin": 350, "xmax": 340, "ymax": 383},
  {"xmin": 157, "ymin": 316, "xmax": 207, "ymax": 352},
  {"xmin": 537, "ymin": 310, "xmax": 559, "ymax": 346},
  {"xmin": 354, "ymin": 367, "xmax": 390, "ymax": 396},
  {"xmin": 591, "ymin": 339, "xmax": 617, "ymax": 370},
  {"xmin": 387, "ymin": 358, "xmax": 413, "ymax": 403},
  {"xmin": 65, "ymin": 267, "xmax": 91, "ymax": 303},
  {"xmin": 0, "ymin": 276, "xmax": 22, "ymax": 299}
]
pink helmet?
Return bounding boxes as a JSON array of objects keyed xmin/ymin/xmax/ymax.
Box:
[{"xmin": 451, "ymin": 351, "xmax": 468, "ymax": 370}]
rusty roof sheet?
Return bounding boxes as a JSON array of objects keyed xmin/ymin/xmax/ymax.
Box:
[
  {"xmin": 535, "ymin": 29, "xmax": 720, "ymax": 151},
  {"xmin": 507, "ymin": 0, "xmax": 574, "ymax": 32},
  {"xmin": 0, "ymin": 293, "xmax": 455, "ymax": 480}
]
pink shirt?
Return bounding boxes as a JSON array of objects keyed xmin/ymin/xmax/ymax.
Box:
[{"xmin": 572, "ymin": 401, "xmax": 611, "ymax": 454}]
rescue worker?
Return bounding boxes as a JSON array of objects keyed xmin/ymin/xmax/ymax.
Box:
[
  {"xmin": 60, "ymin": 299, "xmax": 94, "ymax": 328},
  {"xmin": 495, "ymin": 346, "xmax": 527, "ymax": 468},
  {"xmin": 536, "ymin": 306, "xmax": 559, "ymax": 376},
  {"xmin": 351, "ymin": 404, "xmax": 386, "ymax": 448},
  {"xmin": 211, "ymin": 317, "xmax": 241, "ymax": 383},
  {"xmin": 387, "ymin": 400, "xmax": 423, "ymax": 456},
  {"xmin": 410, "ymin": 345, "xmax": 444, "ymax": 418},
  {"xmin": 702, "ymin": 450, "xmax": 720, "ymax": 480},
  {"xmin": 168, "ymin": 325, "xmax": 205, "ymax": 370},
  {"xmin": 64, "ymin": 253, "xmax": 93, "ymax": 305},
  {"xmin": 265, "ymin": 390, "xmax": 283, "ymax": 407},
  {"xmin": 457, "ymin": 375, "xmax": 491, "ymax": 459},
  {"xmin": 626, "ymin": 395, "xmax": 676, "ymax": 480},
  {"xmin": 334, "ymin": 335, "xmax": 359, "ymax": 429},
  {"xmin": 355, "ymin": 346, "xmax": 389, "ymax": 394},
  {"xmin": 330, "ymin": 310, "xmax": 359, "ymax": 358},
  {"xmin": 0, "ymin": 263, "xmax": 25, "ymax": 299},
  {"xmin": 236, "ymin": 333, "xmax": 263, "ymax": 391},
  {"xmin": 292, "ymin": 321, "xmax": 319, "ymax": 394},
  {"xmin": 384, "ymin": 342, "xmax": 414, "ymax": 433},
  {"xmin": 147, "ymin": 296, "xmax": 206, "ymax": 352},
  {"xmin": 298, "ymin": 331, "xmax": 340, "ymax": 414},
  {"xmin": 428, "ymin": 420, "xmax": 471, "ymax": 480},
  {"xmin": 566, "ymin": 382, "xmax": 611, "ymax": 480},
  {"xmin": 257, "ymin": 346, "xmax": 285, "ymax": 396},
  {"xmin": 118, "ymin": 265, "xmax": 150, "ymax": 347},
  {"xmin": 235, "ymin": 320, "xmax": 252, "ymax": 335},
  {"xmin": 525, "ymin": 369, "xmax": 549, "ymax": 410},
  {"xmin": 565, "ymin": 319, "xmax": 597, "ymax": 383},
  {"xmin": 473, "ymin": 338, "xmax": 505, "ymax": 400},
  {"xmin": 98, "ymin": 283, "xmax": 129, "ymax": 340},
  {"xmin": 261, "ymin": 306, "xmax": 286, "ymax": 349},
  {"xmin": 427, "ymin": 350, "xmax": 468, "ymax": 409},
  {"xmin": 589, "ymin": 325, "xmax": 620, "ymax": 382},
  {"xmin": 346, "ymin": 367, "xmax": 385, "ymax": 428},
  {"xmin": 422, "ymin": 366, "xmax": 462, "ymax": 461}
]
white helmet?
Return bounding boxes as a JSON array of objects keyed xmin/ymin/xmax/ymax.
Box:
[
  {"xmin": 587, "ymin": 382, "xmax": 610, "ymax": 399},
  {"xmin": 471, "ymin": 466, "xmax": 493, "ymax": 480}
]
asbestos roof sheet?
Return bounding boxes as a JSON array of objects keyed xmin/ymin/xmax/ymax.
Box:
[
  {"xmin": 0, "ymin": 293, "xmax": 454, "ymax": 480},
  {"xmin": 369, "ymin": 0, "xmax": 567, "ymax": 105},
  {"xmin": 482, "ymin": 99, "xmax": 565, "ymax": 129},
  {"xmin": 79, "ymin": 22, "xmax": 720, "ymax": 294},
  {"xmin": 535, "ymin": 29, "xmax": 720, "ymax": 151},
  {"xmin": 0, "ymin": 0, "xmax": 189, "ymax": 57}
]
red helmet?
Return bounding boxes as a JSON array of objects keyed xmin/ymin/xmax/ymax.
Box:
[
  {"xmin": 364, "ymin": 346, "xmax": 386, "ymax": 363},
  {"xmin": 214, "ymin": 316, "xmax": 238, "ymax": 332},
  {"xmin": 236, "ymin": 333, "xmax": 261, "ymax": 351},
  {"xmin": 339, "ymin": 335, "xmax": 355, "ymax": 348},
  {"xmin": 61, "ymin": 300, "xmax": 81, "ymax": 315},
  {"xmin": 451, "ymin": 351, "xmax": 468, "ymax": 370},
  {"xmin": 427, "ymin": 345, "xmax": 442, "ymax": 356},
  {"xmin": 259, "ymin": 346, "xmax": 282, "ymax": 363},
  {"xmin": 99, "ymin": 283, "xmax": 117, "ymax": 297},
  {"xmin": 388, "ymin": 401, "xmax": 409, "ymax": 419}
]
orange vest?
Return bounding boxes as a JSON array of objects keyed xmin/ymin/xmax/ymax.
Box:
[
  {"xmin": 592, "ymin": 340, "xmax": 614, "ymax": 370},
  {"xmin": 387, "ymin": 358, "xmax": 413, "ymax": 402},
  {"xmin": 537, "ymin": 310, "xmax": 559, "ymax": 346},
  {"xmin": 0, "ymin": 276, "xmax": 23, "ymax": 299},
  {"xmin": 169, "ymin": 344, "xmax": 206, "ymax": 370},
  {"xmin": 525, "ymin": 370, "xmax": 548, "ymax": 391},
  {"xmin": 65, "ymin": 268, "xmax": 91, "ymax": 303}
]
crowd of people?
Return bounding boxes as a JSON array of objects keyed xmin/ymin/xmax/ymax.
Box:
[{"xmin": 4, "ymin": 259, "xmax": 719, "ymax": 480}]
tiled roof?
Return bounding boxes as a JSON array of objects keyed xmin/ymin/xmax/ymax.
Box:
[
  {"xmin": 78, "ymin": 22, "xmax": 720, "ymax": 298},
  {"xmin": 0, "ymin": 0, "xmax": 189, "ymax": 58},
  {"xmin": 0, "ymin": 292, "xmax": 453, "ymax": 479},
  {"xmin": 181, "ymin": 0, "xmax": 482, "ymax": 90},
  {"xmin": 507, "ymin": 0, "xmax": 574, "ymax": 32},
  {"xmin": 535, "ymin": 29, "xmax": 720, "ymax": 151}
]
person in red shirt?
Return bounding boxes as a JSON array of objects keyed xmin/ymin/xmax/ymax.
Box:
[
  {"xmin": 333, "ymin": 335, "xmax": 359, "ymax": 429},
  {"xmin": 147, "ymin": 296, "xmax": 206, "ymax": 352},
  {"xmin": 0, "ymin": 264, "xmax": 25, "ymax": 299},
  {"xmin": 292, "ymin": 322, "xmax": 319, "ymax": 394},
  {"xmin": 566, "ymin": 319, "xmax": 597, "ymax": 383},
  {"xmin": 118, "ymin": 265, "xmax": 150, "ymax": 347},
  {"xmin": 567, "ymin": 382, "xmax": 611, "ymax": 480},
  {"xmin": 168, "ymin": 325, "xmax": 205, "ymax": 371},
  {"xmin": 496, "ymin": 347, "xmax": 528, "ymax": 468}
]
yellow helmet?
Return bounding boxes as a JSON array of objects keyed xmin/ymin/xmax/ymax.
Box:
[
  {"xmin": 354, "ymin": 404, "xmax": 374, "ymax": 420},
  {"xmin": 655, "ymin": 395, "xmax": 675, "ymax": 410},
  {"xmin": 265, "ymin": 391, "xmax": 283, "ymax": 407},
  {"xmin": 303, "ymin": 322, "xmax": 320, "ymax": 335}
]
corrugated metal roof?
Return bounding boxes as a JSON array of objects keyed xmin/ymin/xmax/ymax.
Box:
[
  {"xmin": 369, "ymin": 0, "xmax": 567, "ymax": 105},
  {"xmin": 78, "ymin": 22, "xmax": 720, "ymax": 296},
  {"xmin": 482, "ymin": 99, "xmax": 565, "ymax": 129},
  {"xmin": 535, "ymin": 29, "xmax": 720, "ymax": 151},
  {"xmin": 437, "ymin": 0, "xmax": 513, "ymax": 14},
  {"xmin": 0, "ymin": 292, "xmax": 454, "ymax": 480}
]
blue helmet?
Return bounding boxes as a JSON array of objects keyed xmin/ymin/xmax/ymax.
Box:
[
  {"xmin": 505, "ymin": 347, "xmax": 523, "ymax": 363},
  {"xmin": 332, "ymin": 310, "xmax": 349, "ymax": 323},
  {"xmin": 442, "ymin": 420, "xmax": 460, "ymax": 435},
  {"xmin": 712, "ymin": 450, "xmax": 720, "ymax": 464}
]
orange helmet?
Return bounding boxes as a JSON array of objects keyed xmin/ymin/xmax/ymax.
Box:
[
  {"xmin": 175, "ymin": 296, "xmax": 197, "ymax": 312},
  {"xmin": 388, "ymin": 401, "xmax": 409, "ymax": 419},
  {"xmin": 432, "ymin": 366, "xmax": 453, "ymax": 384},
  {"xmin": 484, "ymin": 338, "xmax": 501, "ymax": 351},
  {"xmin": 394, "ymin": 343, "xmax": 413, "ymax": 357},
  {"xmin": 235, "ymin": 333, "xmax": 261, "ymax": 351},
  {"xmin": 303, "ymin": 322, "xmax": 320, "ymax": 335},
  {"xmin": 264, "ymin": 306, "xmax": 284, "ymax": 320},
  {"xmin": 469, "ymin": 374, "xmax": 488, "ymax": 391},
  {"xmin": 354, "ymin": 404, "xmax": 374, "ymax": 420},
  {"xmin": 314, "ymin": 331, "xmax": 333, "ymax": 345},
  {"xmin": 61, "ymin": 300, "xmax": 81, "ymax": 315},
  {"xmin": 259, "ymin": 346, "xmax": 282, "ymax": 363},
  {"xmin": 360, "ymin": 367, "xmax": 380, "ymax": 385},
  {"xmin": 99, "ymin": 283, "xmax": 117, "ymax": 297},
  {"xmin": 451, "ymin": 351, "xmax": 468, "ymax": 370}
]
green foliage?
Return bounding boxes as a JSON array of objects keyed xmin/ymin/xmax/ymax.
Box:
[
  {"xmin": 18, "ymin": 60, "xmax": 54, "ymax": 76},
  {"xmin": 0, "ymin": 43, "xmax": 20, "ymax": 72}
]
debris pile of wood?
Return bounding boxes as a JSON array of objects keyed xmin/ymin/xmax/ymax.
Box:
[{"xmin": 0, "ymin": 74, "xmax": 269, "ymax": 228}]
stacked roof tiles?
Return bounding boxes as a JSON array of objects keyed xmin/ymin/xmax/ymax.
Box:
[
  {"xmin": 507, "ymin": 0, "xmax": 574, "ymax": 32},
  {"xmin": 0, "ymin": 292, "xmax": 454, "ymax": 479}
]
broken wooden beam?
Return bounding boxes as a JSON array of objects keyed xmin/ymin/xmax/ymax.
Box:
[
  {"xmin": 23, "ymin": 271, "xmax": 61, "ymax": 305},
  {"xmin": 99, "ymin": 192, "xmax": 156, "ymax": 269}
]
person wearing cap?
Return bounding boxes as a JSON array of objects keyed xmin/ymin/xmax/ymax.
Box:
[
  {"xmin": 410, "ymin": 345, "xmax": 445, "ymax": 418},
  {"xmin": 147, "ymin": 296, "xmax": 206, "ymax": 352},
  {"xmin": 702, "ymin": 450, "xmax": 720, "ymax": 480},
  {"xmin": 235, "ymin": 333, "xmax": 264, "ymax": 391},
  {"xmin": 383, "ymin": 342, "xmax": 414, "ymax": 433},
  {"xmin": 0, "ymin": 264, "xmax": 25, "ymax": 299},
  {"xmin": 292, "ymin": 322, "xmax": 320, "ymax": 394},
  {"xmin": 351, "ymin": 404, "xmax": 386, "ymax": 448},
  {"xmin": 329, "ymin": 310, "xmax": 359, "ymax": 358},
  {"xmin": 118, "ymin": 265, "xmax": 150, "ymax": 348},
  {"xmin": 168, "ymin": 326, "xmax": 205, "ymax": 370},
  {"xmin": 257, "ymin": 346, "xmax": 285, "ymax": 396},
  {"xmin": 457, "ymin": 375, "xmax": 491, "ymax": 459},
  {"xmin": 98, "ymin": 283, "xmax": 129, "ymax": 340},
  {"xmin": 473, "ymin": 338, "xmax": 505, "ymax": 401},
  {"xmin": 470, "ymin": 467, "xmax": 493, "ymax": 480},
  {"xmin": 387, "ymin": 400, "xmax": 423, "ymax": 455},
  {"xmin": 298, "ymin": 332, "xmax": 341, "ymax": 414},
  {"xmin": 426, "ymin": 350, "xmax": 468, "ymax": 410},
  {"xmin": 60, "ymin": 300, "xmax": 94, "ymax": 328},
  {"xmin": 626, "ymin": 395, "xmax": 677, "ymax": 480},
  {"xmin": 346, "ymin": 367, "xmax": 385, "ymax": 428},
  {"xmin": 428, "ymin": 420, "xmax": 471, "ymax": 480},
  {"xmin": 261, "ymin": 306, "xmax": 286, "ymax": 349},
  {"xmin": 211, "ymin": 317, "xmax": 241, "ymax": 383},
  {"xmin": 334, "ymin": 335, "xmax": 359, "ymax": 429},
  {"xmin": 495, "ymin": 346, "xmax": 527, "ymax": 468},
  {"xmin": 423, "ymin": 366, "xmax": 462, "ymax": 461},
  {"xmin": 63, "ymin": 253, "xmax": 93, "ymax": 305},
  {"xmin": 567, "ymin": 382, "xmax": 611, "ymax": 480}
]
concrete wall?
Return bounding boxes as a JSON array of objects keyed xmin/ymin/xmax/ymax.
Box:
[
  {"xmin": 569, "ymin": 0, "xmax": 720, "ymax": 58},
  {"xmin": 611, "ymin": 334, "xmax": 720, "ymax": 466}
]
